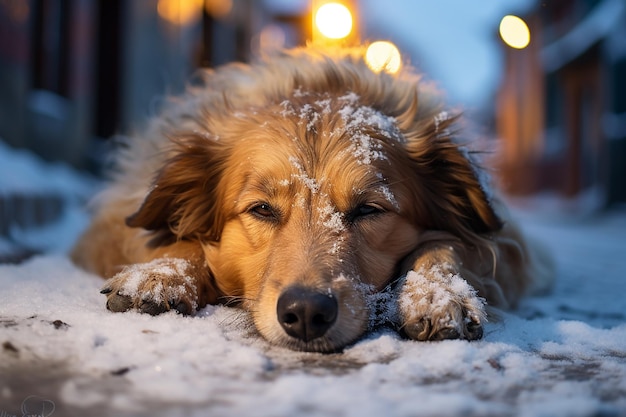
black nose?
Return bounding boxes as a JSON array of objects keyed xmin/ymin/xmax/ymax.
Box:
[{"xmin": 276, "ymin": 286, "xmax": 338, "ymax": 342}]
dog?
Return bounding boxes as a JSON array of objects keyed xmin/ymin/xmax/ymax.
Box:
[{"xmin": 71, "ymin": 47, "xmax": 553, "ymax": 352}]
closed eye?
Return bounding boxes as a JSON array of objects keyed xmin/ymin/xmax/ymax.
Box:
[{"xmin": 348, "ymin": 203, "xmax": 385, "ymax": 223}]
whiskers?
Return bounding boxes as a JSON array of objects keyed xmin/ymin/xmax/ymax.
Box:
[
  {"xmin": 212, "ymin": 295, "xmax": 259, "ymax": 336},
  {"xmin": 219, "ymin": 294, "xmax": 249, "ymax": 307}
]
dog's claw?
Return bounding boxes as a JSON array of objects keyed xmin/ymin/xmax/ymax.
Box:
[{"xmin": 100, "ymin": 287, "xmax": 112, "ymax": 295}]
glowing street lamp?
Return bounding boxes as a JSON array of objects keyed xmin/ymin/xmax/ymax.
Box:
[
  {"xmin": 499, "ymin": 15, "xmax": 530, "ymax": 49},
  {"xmin": 157, "ymin": 0, "xmax": 232, "ymax": 25},
  {"xmin": 365, "ymin": 41, "xmax": 402, "ymax": 74},
  {"xmin": 312, "ymin": 1, "xmax": 356, "ymax": 45},
  {"xmin": 315, "ymin": 3, "xmax": 352, "ymax": 39},
  {"xmin": 157, "ymin": 0, "xmax": 203, "ymax": 25}
]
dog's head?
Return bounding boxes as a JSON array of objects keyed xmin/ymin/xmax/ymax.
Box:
[{"xmin": 126, "ymin": 49, "xmax": 501, "ymax": 352}]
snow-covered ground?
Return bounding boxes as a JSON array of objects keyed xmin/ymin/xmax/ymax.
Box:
[
  {"xmin": 1, "ymin": 142, "xmax": 625, "ymax": 417},
  {"xmin": 0, "ymin": 140, "xmax": 96, "ymax": 258}
]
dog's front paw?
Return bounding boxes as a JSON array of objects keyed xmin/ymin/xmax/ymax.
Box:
[
  {"xmin": 398, "ymin": 266, "xmax": 486, "ymax": 341},
  {"xmin": 100, "ymin": 258, "xmax": 199, "ymax": 315}
]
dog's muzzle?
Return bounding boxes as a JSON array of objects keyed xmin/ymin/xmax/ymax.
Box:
[{"xmin": 276, "ymin": 286, "xmax": 338, "ymax": 342}]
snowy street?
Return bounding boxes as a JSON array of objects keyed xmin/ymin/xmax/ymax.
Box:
[
  {"xmin": 0, "ymin": 0, "xmax": 625, "ymax": 415},
  {"xmin": 1, "ymin": 145, "xmax": 626, "ymax": 417}
]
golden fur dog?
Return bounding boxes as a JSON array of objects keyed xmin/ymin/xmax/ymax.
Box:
[{"xmin": 71, "ymin": 47, "xmax": 552, "ymax": 352}]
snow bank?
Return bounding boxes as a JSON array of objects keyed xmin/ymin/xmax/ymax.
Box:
[
  {"xmin": 0, "ymin": 140, "xmax": 96, "ymax": 254},
  {"xmin": 0, "ymin": 141, "xmax": 93, "ymax": 197}
]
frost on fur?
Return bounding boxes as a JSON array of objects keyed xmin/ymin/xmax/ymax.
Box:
[
  {"xmin": 398, "ymin": 266, "xmax": 486, "ymax": 340},
  {"xmin": 105, "ymin": 258, "xmax": 199, "ymax": 312},
  {"xmin": 289, "ymin": 156, "xmax": 347, "ymax": 236},
  {"xmin": 334, "ymin": 274, "xmax": 399, "ymax": 331},
  {"xmin": 289, "ymin": 156, "xmax": 320, "ymax": 194},
  {"xmin": 366, "ymin": 283, "xmax": 399, "ymax": 330},
  {"xmin": 433, "ymin": 111, "xmax": 451, "ymax": 138}
]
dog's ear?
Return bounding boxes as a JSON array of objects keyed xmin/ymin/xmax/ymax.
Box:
[
  {"xmin": 125, "ymin": 133, "xmax": 226, "ymax": 247},
  {"xmin": 404, "ymin": 114, "xmax": 502, "ymax": 238}
]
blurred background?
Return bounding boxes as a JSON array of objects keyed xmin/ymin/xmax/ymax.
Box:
[{"xmin": 0, "ymin": 0, "xmax": 625, "ymax": 260}]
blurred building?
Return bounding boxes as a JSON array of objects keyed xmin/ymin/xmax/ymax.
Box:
[
  {"xmin": 496, "ymin": 0, "xmax": 626, "ymax": 205},
  {"xmin": 0, "ymin": 0, "xmax": 287, "ymax": 172},
  {"xmin": 0, "ymin": 0, "xmax": 305, "ymax": 257},
  {"xmin": 0, "ymin": 0, "xmax": 365, "ymax": 174}
]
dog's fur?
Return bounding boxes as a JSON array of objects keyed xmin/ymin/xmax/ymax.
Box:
[{"xmin": 72, "ymin": 47, "xmax": 553, "ymax": 352}]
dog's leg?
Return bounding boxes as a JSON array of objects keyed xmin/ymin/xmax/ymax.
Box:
[
  {"xmin": 99, "ymin": 241, "xmax": 220, "ymax": 315},
  {"xmin": 397, "ymin": 241, "xmax": 487, "ymax": 341}
]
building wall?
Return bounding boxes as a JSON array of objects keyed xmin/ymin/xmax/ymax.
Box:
[
  {"xmin": 0, "ymin": 0, "xmax": 256, "ymax": 173},
  {"xmin": 496, "ymin": 0, "xmax": 626, "ymax": 205},
  {"xmin": 0, "ymin": 0, "xmax": 96, "ymax": 168}
]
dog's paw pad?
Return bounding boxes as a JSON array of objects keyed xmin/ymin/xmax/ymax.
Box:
[
  {"xmin": 399, "ymin": 266, "xmax": 486, "ymax": 341},
  {"xmin": 431, "ymin": 327, "xmax": 461, "ymax": 341},
  {"xmin": 138, "ymin": 300, "xmax": 169, "ymax": 316},
  {"xmin": 171, "ymin": 300, "xmax": 192, "ymax": 315},
  {"xmin": 105, "ymin": 292, "xmax": 133, "ymax": 313},
  {"xmin": 101, "ymin": 258, "xmax": 198, "ymax": 315}
]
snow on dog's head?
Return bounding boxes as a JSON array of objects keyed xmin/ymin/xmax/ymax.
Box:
[
  {"xmin": 112, "ymin": 48, "xmax": 501, "ymax": 352},
  {"xmin": 197, "ymin": 92, "xmax": 425, "ymax": 352}
]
